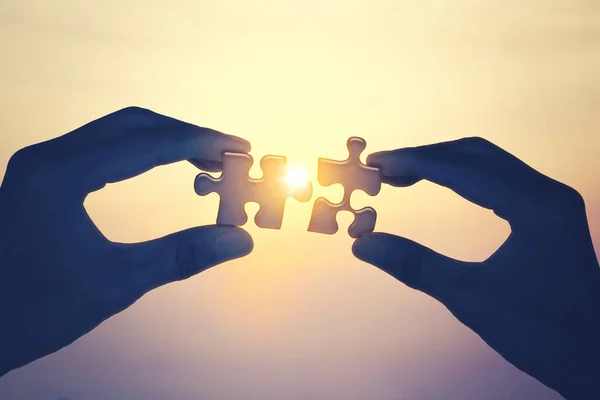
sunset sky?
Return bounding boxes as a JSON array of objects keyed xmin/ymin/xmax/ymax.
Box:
[{"xmin": 1, "ymin": 1, "xmax": 598, "ymax": 399}]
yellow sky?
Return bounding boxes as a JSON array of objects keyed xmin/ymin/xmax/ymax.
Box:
[{"xmin": 0, "ymin": 1, "xmax": 598, "ymax": 399}]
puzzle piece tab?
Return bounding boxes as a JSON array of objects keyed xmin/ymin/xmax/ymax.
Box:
[
  {"xmin": 308, "ymin": 137, "xmax": 381, "ymax": 238},
  {"xmin": 195, "ymin": 153, "xmax": 313, "ymax": 229}
]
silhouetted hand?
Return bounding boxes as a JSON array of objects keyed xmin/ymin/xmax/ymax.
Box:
[
  {"xmin": 352, "ymin": 137, "xmax": 600, "ymax": 399},
  {"xmin": 0, "ymin": 107, "xmax": 253, "ymax": 377}
]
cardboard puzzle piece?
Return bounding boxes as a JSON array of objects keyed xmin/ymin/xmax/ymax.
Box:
[
  {"xmin": 195, "ymin": 153, "xmax": 313, "ymax": 229},
  {"xmin": 194, "ymin": 152, "xmax": 312, "ymax": 229},
  {"xmin": 308, "ymin": 137, "xmax": 381, "ymax": 238}
]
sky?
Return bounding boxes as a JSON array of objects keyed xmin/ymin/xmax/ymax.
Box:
[{"xmin": 0, "ymin": 0, "xmax": 599, "ymax": 399}]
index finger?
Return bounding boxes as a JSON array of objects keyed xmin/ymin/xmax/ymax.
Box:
[
  {"xmin": 53, "ymin": 106, "xmax": 249, "ymax": 154},
  {"xmin": 68, "ymin": 115, "xmax": 250, "ymax": 194},
  {"xmin": 367, "ymin": 137, "xmax": 549, "ymax": 222}
]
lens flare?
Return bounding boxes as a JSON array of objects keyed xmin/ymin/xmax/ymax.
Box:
[{"xmin": 284, "ymin": 165, "xmax": 310, "ymax": 190}]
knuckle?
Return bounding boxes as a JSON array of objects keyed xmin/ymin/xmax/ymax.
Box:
[
  {"xmin": 459, "ymin": 136, "xmax": 493, "ymax": 149},
  {"xmin": 558, "ymin": 185, "xmax": 584, "ymax": 209},
  {"xmin": 456, "ymin": 137, "xmax": 508, "ymax": 158},
  {"xmin": 5, "ymin": 146, "xmax": 53, "ymax": 189},
  {"xmin": 114, "ymin": 106, "xmax": 154, "ymax": 123},
  {"xmin": 7, "ymin": 146, "xmax": 35, "ymax": 170},
  {"xmin": 531, "ymin": 182, "xmax": 586, "ymax": 224},
  {"xmin": 119, "ymin": 106, "xmax": 151, "ymax": 115},
  {"xmin": 105, "ymin": 106, "xmax": 158, "ymax": 131},
  {"xmin": 554, "ymin": 185, "xmax": 586, "ymax": 222},
  {"xmin": 462, "ymin": 136, "xmax": 489, "ymax": 145},
  {"xmin": 546, "ymin": 183, "xmax": 583, "ymax": 210}
]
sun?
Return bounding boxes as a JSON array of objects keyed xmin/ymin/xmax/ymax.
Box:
[{"xmin": 284, "ymin": 165, "xmax": 311, "ymax": 190}]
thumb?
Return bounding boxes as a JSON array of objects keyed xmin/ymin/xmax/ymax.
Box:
[
  {"xmin": 124, "ymin": 225, "xmax": 253, "ymax": 295},
  {"xmin": 352, "ymin": 233, "xmax": 473, "ymax": 302}
]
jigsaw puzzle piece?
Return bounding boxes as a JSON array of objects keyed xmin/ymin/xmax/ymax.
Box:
[
  {"xmin": 309, "ymin": 137, "xmax": 381, "ymax": 237},
  {"xmin": 194, "ymin": 152, "xmax": 255, "ymax": 226},
  {"xmin": 308, "ymin": 198, "xmax": 376, "ymax": 238},
  {"xmin": 318, "ymin": 137, "xmax": 381, "ymax": 199},
  {"xmin": 307, "ymin": 197, "xmax": 342, "ymax": 235},
  {"xmin": 255, "ymin": 156, "xmax": 313, "ymax": 229},
  {"xmin": 348, "ymin": 206, "xmax": 377, "ymax": 238},
  {"xmin": 196, "ymin": 153, "xmax": 313, "ymax": 229}
]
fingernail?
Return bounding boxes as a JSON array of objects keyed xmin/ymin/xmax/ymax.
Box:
[
  {"xmin": 216, "ymin": 133, "xmax": 251, "ymax": 155},
  {"xmin": 366, "ymin": 153, "xmax": 384, "ymax": 168},
  {"xmin": 226, "ymin": 134, "xmax": 251, "ymax": 153},
  {"xmin": 352, "ymin": 235, "xmax": 388, "ymax": 266},
  {"xmin": 214, "ymin": 229, "xmax": 254, "ymax": 262}
]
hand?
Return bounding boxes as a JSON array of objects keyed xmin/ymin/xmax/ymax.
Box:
[
  {"xmin": 0, "ymin": 107, "xmax": 254, "ymax": 377},
  {"xmin": 352, "ymin": 137, "xmax": 600, "ymax": 399}
]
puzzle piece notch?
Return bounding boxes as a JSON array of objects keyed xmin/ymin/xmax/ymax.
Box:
[
  {"xmin": 308, "ymin": 197, "xmax": 377, "ymax": 239},
  {"xmin": 308, "ymin": 137, "xmax": 381, "ymax": 237},
  {"xmin": 195, "ymin": 152, "xmax": 313, "ymax": 229}
]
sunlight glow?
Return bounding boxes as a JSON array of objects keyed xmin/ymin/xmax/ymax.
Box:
[{"xmin": 284, "ymin": 165, "xmax": 311, "ymax": 190}]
